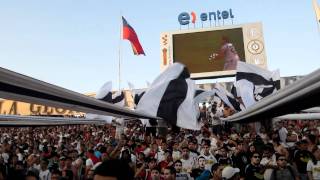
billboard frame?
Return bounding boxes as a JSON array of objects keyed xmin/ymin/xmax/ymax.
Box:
[{"xmin": 160, "ymin": 22, "xmax": 267, "ymax": 79}]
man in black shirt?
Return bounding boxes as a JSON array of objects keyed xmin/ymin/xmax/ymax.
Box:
[
  {"xmin": 232, "ymin": 141, "xmax": 249, "ymax": 178},
  {"xmin": 293, "ymin": 140, "xmax": 313, "ymax": 180},
  {"xmin": 244, "ymin": 153, "xmax": 264, "ymax": 180}
]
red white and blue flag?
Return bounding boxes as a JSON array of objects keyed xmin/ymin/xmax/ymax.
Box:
[{"xmin": 122, "ymin": 16, "xmax": 145, "ymax": 56}]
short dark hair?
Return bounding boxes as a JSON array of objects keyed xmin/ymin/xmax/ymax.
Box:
[
  {"xmin": 94, "ymin": 159, "xmax": 134, "ymax": 180},
  {"xmin": 250, "ymin": 152, "xmax": 260, "ymax": 159},
  {"xmin": 275, "ymin": 153, "xmax": 286, "ymax": 161},
  {"xmin": 164, "ymin": 166, "xmax": 176, "ymax": 175},
  {"xmin": 174, "ymin": 160, "xmax": 182, "ymax": 165},
  {"xmin": 25, "ymin": 171, "xmax": 39, "ymax": 180}
]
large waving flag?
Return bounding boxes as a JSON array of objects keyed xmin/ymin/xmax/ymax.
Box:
[
  {"xmin": 136, "ymin": 63, "xmax": 200, "ymax": 130},
  {"xmin": 236, "ymin": 62, "xmax": 280, "ymax": 108},
  {"xmin": 122, "ymin": 16, "xmax": 145, "ymax": 56},
  {"xmin": 313, "ymin": 0, "xmax": 320, "ymax": 23}
]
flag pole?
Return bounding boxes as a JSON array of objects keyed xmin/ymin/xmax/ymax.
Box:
[
  {"xmin": 119, "ymin": 13, "xmax": 123, "ymax": 91},
  {"xmin": 313, "ymin": 0, "xmax": 320, "ymax": 35}
]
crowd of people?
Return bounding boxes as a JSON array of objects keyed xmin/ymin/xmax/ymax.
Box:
[{"xmin": 0, "ymin": 115, "xmax": 319, "ymax": 180}]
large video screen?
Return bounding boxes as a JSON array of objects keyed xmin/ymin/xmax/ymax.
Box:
[{"xmin": 173, "ymin": 28, "xmax": 245, "ymax": 73}]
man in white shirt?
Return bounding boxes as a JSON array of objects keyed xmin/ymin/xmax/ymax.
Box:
[
  {"xmin": 180, "ymin": 146, "xmax": 196, "ymax": 173},
  {"xmin": 200, "ymin": 141, "xmax": 217, "ymax": 170},
  {"xmin": 39, "ymin": 159, "xmax": 51, "ymax": 180},
  {"xmin": 209, "ymin": 36, "xmax": 240, "ymax": 71}
]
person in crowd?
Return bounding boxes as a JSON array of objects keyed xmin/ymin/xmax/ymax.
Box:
[
  {"xmin": 209, "ymin": 36, "xmax": 240, "ymax": 70},
  {"xmin": 211, "ymin": 163, "xmax": 224, "ymax": 180},
  {"xmin": 159, "ymin": 149, "xmax": 174, "ymax": 171},
  {"xmin": 39, "ymin": 159, "xmax": 51, "ymax": 180},
  {"xmin": 307, "ymin": 148, "xmax": 320, "ymax": 180},
  {"xmin": 200, "ymin": 140, "xmax": 217, "ymax": 170},
  {"xmin": 232, "ymin": 140, "xmax": 249, "ymax": 178},
  {"xmin": 245, "ymin": 153, "xmax": 264, "ymax": 180},
  {"xmin": 270, "ymin": 153, "xmax": 299, "ymax": 180},
  {"xmin": 180, "ymin": 146, "xmax": 196, "ymax": 173},
  {"xmin": 25, "ymin": 170, "xmax": 40, "ymax": 180},
  {"xmin": 216, "ymin": 146, "xmax": 233, "ymax": 166},
  {"xmin": 0, "ymin": 117, "xmax": 317, "ymax": 180},
  {"xmin": 93, "ymin": 159, "xmax": 134, "ymax": 180},
  {"xmin": 150, "ymin": 167, "xmax": 161, "ymax": 180},
  {"xmin": 163, "ymin": 166, "xmax": 176, "ymax": 180},
  {"xmin": 174, "ymin": 160, "xmax": 189, "ymax": 180},
  {"xmin": 50, "ymin": 169, "xmax": 62, "ymax": 180},
  {"xmin": 293, "ymin": 140, "xmax": 314, "ymax": 180}
]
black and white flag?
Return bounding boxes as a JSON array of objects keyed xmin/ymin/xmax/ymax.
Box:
[
  {"xmin": 214, "ymin": 83, "xmax": 242, "ymax": 112},
  {"xmin": 236, "ymin": 61, "xmax": 280, "ymax": 108},
  {"xmin": 86, "ymin": 81, "xmax": 125, "ymax": 123},
  {"xmin": 136, "ymin": 63, "xmax": 200, "ymax": 130}
]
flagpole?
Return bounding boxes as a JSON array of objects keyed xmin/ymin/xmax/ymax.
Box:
[
  {"xmin": 119, "ymin": 13, "xmax": 122, "ymax": 91},
  {"xmin": 313, "ymin": 0, "xmax": 320, "ymax": 35}
]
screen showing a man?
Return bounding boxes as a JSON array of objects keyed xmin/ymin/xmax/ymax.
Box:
[{"xmin": 173, "ymin": 28, "xmax": 245, "ymax": 74}]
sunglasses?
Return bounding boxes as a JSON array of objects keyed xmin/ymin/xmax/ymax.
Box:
[
  {"xmin": 278, "ymin": 158, "xmax": 287, "ymax": 161},
  {"xmin": 253, "ymin": 156, "xmax": 260, "ymax": 159}
]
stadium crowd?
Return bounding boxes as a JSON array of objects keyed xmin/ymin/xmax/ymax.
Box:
[{"xmin": 0, "ymin": 112, "xmax": 319, "ymax": 180}]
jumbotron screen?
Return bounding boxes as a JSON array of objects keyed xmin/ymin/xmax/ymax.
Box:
[{"xmin": 172, "ymin": 28, "xmax": 246, "ymax": 73}]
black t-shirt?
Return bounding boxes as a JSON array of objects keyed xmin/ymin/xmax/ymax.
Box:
[
  {"xmin": 232, "ymin": 152, "xmax": 249, "ymax": 176},
  {"xmin": 216, "ymin": 155, "xmax": 233, "ymax": 166},
  {"xmin": 293, "ymin": 149, "xmax": 314, "ymax": 174},
  {"xmin": 244, "ymin": 164, "xmax": 264, "ymax": 180}
]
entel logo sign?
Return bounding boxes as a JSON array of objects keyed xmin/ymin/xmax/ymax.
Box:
[{"xmin": 178, "ymin": 9, "xmax": 235, "ymax": 25}]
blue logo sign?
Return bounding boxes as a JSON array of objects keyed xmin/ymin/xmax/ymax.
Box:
[{"xmin": 178, "ymin": 9, "xmax": 235, "ymax": 26}]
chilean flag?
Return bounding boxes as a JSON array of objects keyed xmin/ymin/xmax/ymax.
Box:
[{"xmin": 122, "ymin": 16, "xmax": 145, "ymax": 56}]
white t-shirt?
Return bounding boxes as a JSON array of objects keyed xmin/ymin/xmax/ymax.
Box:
[
  {"xmin": 200, "ymin": 153, "xmax": 217, "ymax": 170},
  {"xmin": 86, "ymin": 158, "xmax": 94, "ymax": 168},
  {"xmin": 307, "ymin": 160, "xmax": 320, "ymax": 180},
  {"xmin": 181, "ymin": 157, "xmax": 196, "ymax": 173},
  {"xmin": 39, "ymin": 169, "xmax": 51, "ymax": 180},
  {"xmin": 260, "ymin": 155, "xmax": 276, "ymax": 166},
  {"xmin": 17, "ymin": 153, "xmax": 23, "ymax": 161},
  {"xmin": 279, "ymin": 127, "xmax": 288, "ymax": 143},
  {"xmin": 172, "ymin": 150, "xmax": 181, "ymax": 162},
  {"xmin": 1, "ymin": 153, "xmax": 9, "ymax": 163},
  {"xmin": 155, "ymin": 150, "xmax": 165, "ymax": 162}
]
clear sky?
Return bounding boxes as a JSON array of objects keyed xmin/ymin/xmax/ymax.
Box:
[{"xmin": 0, "ymin": 0, "xmax": 319, "ymax": 93}]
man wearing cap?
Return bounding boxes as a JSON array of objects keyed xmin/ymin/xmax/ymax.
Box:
[
  {"xmin": 59, "ymin": 156, "xmax": 66, "ymax": 172},
  {"xmin": 222, "ymin": 166, "xmax": 240, "ymax": 180}
]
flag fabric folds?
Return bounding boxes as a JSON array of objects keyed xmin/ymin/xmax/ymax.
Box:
[
  {"xmin": 136, "ymin": 63, "xmax": 200, "ymax": 130},
  {"xmin": 236, "ymin": 61, "xmax": 280, "ymax": 108},
  {"xmin": 122, "ymin": 16, "xmax": 145, "ymax": 56},
  {"xmin": 313, "ymin": 0, "xmax": 320, "ymax": 23},
  {"xmin": 214, "ymin": 83, "xmax": 242, "ymax": 112},
  {"xmin": 86, "ymin": 81, "xmax": 125, "ymax": 123}
]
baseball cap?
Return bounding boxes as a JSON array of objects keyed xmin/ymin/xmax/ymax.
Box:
[{"xmin": 222, "ymin": 166, "xmax": 240, "ymax": 179}]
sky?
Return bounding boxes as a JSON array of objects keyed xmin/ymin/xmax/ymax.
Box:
[{"xmin": 0, "ymin": 0, "xmax": 319, "ymax": 93}]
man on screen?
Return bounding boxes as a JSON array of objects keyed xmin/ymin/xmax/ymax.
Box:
[{"xmin": 209, "ymin": 36, "xmax": 240, "ymax": 70}]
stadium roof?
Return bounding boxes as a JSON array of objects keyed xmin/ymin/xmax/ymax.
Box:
[
  {"xmin": 0, "ymin": 67, "xmax": 159, "ymax": 121},
  {"xmin": 0, "ymin": 115, "xmax": 106, "ymax": 126}
]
